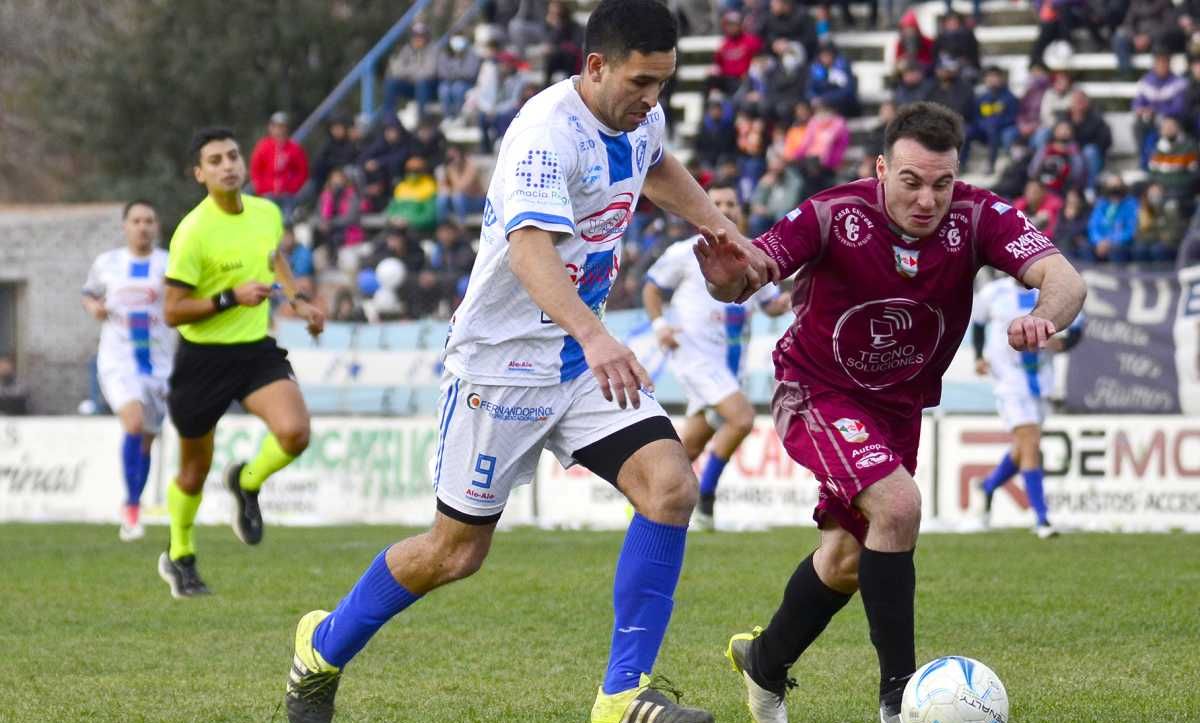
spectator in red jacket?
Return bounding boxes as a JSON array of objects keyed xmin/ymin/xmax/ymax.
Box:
[
  {"xmin": 249, "ymin": 111, "xmax": 310, "ymax": 219},
  {"xmin": 894, "ymin": 10, "xmax": 935, "ymax": 74},
  {"xmin": 709, "ymin": 11, "xmax": 763, "ymax": 95}
]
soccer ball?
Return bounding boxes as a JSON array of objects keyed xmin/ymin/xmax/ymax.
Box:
[{"xmin": 901, "ymin": 656, "xmax": 1009, "ymax": 723}]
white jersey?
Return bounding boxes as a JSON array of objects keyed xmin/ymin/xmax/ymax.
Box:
[
  {"xmin": 82, "ymin": 247, "xmax": 175, "ymax": 380},
  {"xmin": 443, "ymin": 77, "xmax": 666, "ymax": 386},
  {"xmin": 972, "ymin": 276, "xmax": 1080, "ymax": 399},
  {"xmin": 646, "ymin": 237, "xmax": 780, "ymax": 377}
]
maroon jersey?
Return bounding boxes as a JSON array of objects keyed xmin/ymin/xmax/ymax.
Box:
[{"xmin": 754, "ymin": 178, "xmax": 1058, "ymax": 413}]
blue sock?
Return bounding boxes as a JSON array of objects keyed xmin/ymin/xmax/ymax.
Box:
[
  {"xmin": 602, "ymin": 513, "xmax": 688, "ymax": 695},
  {"xmin": 121, "ymin": 434, "xmax": 143, "ymax": 506},
  {"xmin": 698, "ymin": 453, "xmax": 728, "ymax": 498},
  {"xmin": 1022, "ymin": 468, "xmax": 1049, "ymax": 525},
  {"xmin": 982, "ymin": 452, "xmax": 1018, "ymax": 495},
  {"xmin": 135, "ymin": 442, "xmax": 152, "ymax": 503},
  {"xmin": 313, "ymin": 547, "xmax": 421, "ymax": 668}
]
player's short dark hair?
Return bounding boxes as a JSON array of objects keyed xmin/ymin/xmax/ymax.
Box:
[
  {"xmin": 189, "ymin": 127, "xmax": 238, "ymax": 165},
  {"xmin": 707, "ymin": 181, "xmax": 738, "ymax": 197},
  {"xmin": 122, "ymin": 199, "xmax": 156, "ymax": 219},
  {"xmin": 584, "ymin": 0, "xmax": 678, "ymax": 63},
  {"xmin": 884, "ymin": 102, "xmax": 965, "ymax": 157}
]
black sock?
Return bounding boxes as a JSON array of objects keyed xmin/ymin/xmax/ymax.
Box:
[
  {"xmin": 751, "ymin": 552, "xmax": 853, "ymax": 684},
  {"xmin": 859, "ymin": 548, "xmax": 917, "ymax": 703},
  {"xmin": 698, "ymin": 494, "xmax": 715, "ymax": 516}
]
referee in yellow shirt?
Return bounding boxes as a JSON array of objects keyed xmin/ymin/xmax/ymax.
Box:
[{"xmin": 159, "ymin": 127, "xmax": 325, "ymax": 598}]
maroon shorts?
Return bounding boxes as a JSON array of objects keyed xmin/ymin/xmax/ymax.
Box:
[{"xmin": 771, "ymin": 381, "xmax": 921, "ymax": 544}]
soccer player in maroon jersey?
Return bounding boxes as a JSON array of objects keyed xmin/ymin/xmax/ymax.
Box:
[{"xmin": 695, "ymin": 102, "xmax": 1087, "ymax": 723}]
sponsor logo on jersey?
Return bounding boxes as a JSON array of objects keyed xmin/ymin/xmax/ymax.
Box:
[
  {"xmin": 507, "ymin": 360, "xmax": 535, "ymax": 373},
  {"xmin": 580, "ymin": 192, "xmax": 634, "ymax": 244},
  {"xmin": 832, "ymin": 298, "xmax": 944, "ymax": 391},
  {"xmin": 467, "ymin": 393, "xmax": 483, "ymax": 410},
  {"xmin": 219, "ymin": 260, "xmax": 244, "ymax": 272},
  {"xmin": 465, "ymin": 392, "xmax": 553, "ymax": 422},
  {"xmin": 482, "ymin": 199, "xmax": 497, "ymax": 226},
  {"xmin": 854, "ymin": 450, "xmax": 892, "ymax": 469},
  {"xmin": 465, "ymin": 488, "xmax": 497, "ymax": 502},
  {"xmin": 1004, "ymin": 230, "xmax": 1054, "ymax": 260},
  {"xmin": 869, "ymin": 306, "xmax": 913, "ymax": 349},
  {"xmin": 832, "ymin": 208, "xmax": 873, "ymax": 248},
  {"xmin": 893, "ymin": 245, "xmax": 919, "ymax": 278},
  {"xmin": 581, "ymin": 163, "xmax": 604, "ymax": 188},
  {"xmin": 833, "ymin": 417, "xmax": 869, "ymax": 443}
]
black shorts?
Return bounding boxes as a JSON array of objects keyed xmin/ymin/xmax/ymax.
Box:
[{"xmin": 168, "ymin": 337, "xmax": 295, "ymax": 439}]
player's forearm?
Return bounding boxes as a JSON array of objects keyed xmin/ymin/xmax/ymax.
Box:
[
  {"xmin": 642, "ymin": 283, "xmax": 666, "ymax": 321},
  {"xmin": 163, "ymin": 295, "xmax": 218, "ymax": 327},
  {"xmin": 643, "ymin": 153, "xmax": 740, "ymax": 238},
  {"xmin": 1027, "ymin": 257, "xmax": 1087, "ymax": 332},
  {"xmin": 508, "ymin": 229, "xmax": 609, "ymax": 345}
]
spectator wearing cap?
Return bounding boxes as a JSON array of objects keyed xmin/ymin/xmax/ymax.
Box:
[
  {"xmin": 437, "ymin": 35, "xmax": 482, "ymax": 120},
  {"xmin": 1134, "ymin": 52, "xmax": 1190, "ymax": 164},
  {"xmin": 932, "ymin": 11, "xmax": 980, "ymax": 81},
  {"xmin": 807, "ymin": 39, "xmax": 858, "ymax": 117},
  {"xmin": 437, "ymin": 146, "xmax": 486, "ymax": 225},
  {"xmin": 1029, "ymin": 120, "xmax": 1087, "ymax": 195},
  {"xmin": 1085, "ymin": 174, "xmax": 1138, "ymax": 262},
  {"xmin": 1063, "ymin": 90, "xmax": 1112, "ymax": 189},
  {"xmin": 965, "ymin": 66, "xmax": 1018, "ymax": 174},
  {"xmin": 1112, "ymin": 0, "xmax": 1182, "ymax": 75},
  {"xmin": 709, "ymin": 11, "xmax": 764, "ymax": 96},
  {"xmin": 761, "ymin": 0, "xmax": 817, "ymax": 61},
  {"xmin": 1147, "ymin": 114, "xmax": 1200, "ymax": 210},
  {"xmin": 928, "ymin": 58, "xmax": 975, "ymax": 130},
  {"xmin": 1134, "ymin": 181, "xmax": 1185, "ymax": 263},
  {"xmin": 1015, "ymin": 179, "xmax": 1064, "ymax": 239},
  {"xmin": 249, "ymin": 111, "xmax": 309, "ymax": 219},
  {"xmin": 384, "ymin": 22, "xmax": 438, "ymax": 118},
  {"xmin": 892, "ymin": 60, "xmax": 934, "ymax": 107},
  {"xmin": 894, "ymin": 10, "xmax": 934, "ymax": 74},
  {"xmin": 387, "ymin": 155, "xmax": 439, "ymax": 234}
]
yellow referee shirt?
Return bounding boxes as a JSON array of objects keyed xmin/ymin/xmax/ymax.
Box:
[{"xmin": 166, "ymin": 195, "xmax": 283, "ymax": 344}]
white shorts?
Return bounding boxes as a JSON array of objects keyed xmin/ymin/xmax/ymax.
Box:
[
  {"xmin": 432, "ymin": 371, "xmax": 669, "ymax": 519},
  {"xmin": 995, "ymin": 392, "xmax": 1048, "ymax": 431},
  {"xmin": 99, "ymin": 370, "xmax": 169, "ymax": 433},
  {"xmin": 671, "ymin": 355, "xmax": 742, "ymax": 417}
]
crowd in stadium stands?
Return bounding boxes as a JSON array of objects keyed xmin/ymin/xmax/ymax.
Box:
[{"xmin": 272, "ymin": 0, "xmax": 1200, "ymax": 325}]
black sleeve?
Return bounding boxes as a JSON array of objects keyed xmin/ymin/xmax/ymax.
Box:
[{"xmin": 972, "ymin": 322, "xmax": 985, "ymax": 360}]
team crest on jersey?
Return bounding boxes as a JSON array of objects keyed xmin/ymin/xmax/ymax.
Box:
[
  {"xmin": 893, "ymin": 245, "xmax": 919, "ymax": 278},
  {"xmin": 580, "ymin": 192, "xmax": 634, "ymax": 244},
  {"xmin": 832, "ymin": 207, "xmax": 873, "ymax": 248},
  {"xmin": 635, "ymin": 136, "xmax": 648, "ymax": 173},
  {"xmin": 833, "ymin": 418, "xmax": 869, "ymax": 443},
  {"xmin": 939, "ymin": 212, "xmax": 969, "ymax": 253}
]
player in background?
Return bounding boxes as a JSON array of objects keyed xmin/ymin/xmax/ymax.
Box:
[
  {"xmin": 972, "ymin": 275, "xmax": 1083, "ymax": 538},
  {"xmin": 282, "ymin": 2, "xmax": 777, "ymax": 722},
  {"xmin": 642, "ymin": 183, "xmax": 790, "ymax": 531},
  {"xmin": 695, "ymin": 102, "xmax": 1086, "ymax": 722},
  {"xmin": 82, "ymin": 200, "xmax": 175, "ymax": 542},
  {"xmin": 159, "ymin": 127, "xmax": 324, "ymax": 598}
]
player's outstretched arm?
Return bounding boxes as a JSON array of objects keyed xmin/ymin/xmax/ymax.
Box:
[
  {"xmin": 508, "ymin": 227, "xmax": 652, "ymax": 409},
  {"xmin": 694, "ymin": 226, "xmax": 757, "ymax": 303},
  {"xmin": 641, "ymin": 282, "xmax": 678, "ymax": 350},
  {"xmin": 644, "ymin": 152, "xmax": 778, "ymax": 286},
  {"xmin": 1010, "ymin": 254, "xmax": 1087, "ymax": 352},
  {"xmin": 81, "ymin": 293, "xmax": 108, "ymax": 322}
]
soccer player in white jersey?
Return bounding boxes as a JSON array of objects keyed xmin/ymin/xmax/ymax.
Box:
[
  {"xmin": 81, "ymin": 200, "xmax": 176, "ymax": 542},
  {"xmin": 643, "ymin": 183, "xmax": 791, "ymax": 531},
  {"xmin": 283, "ymin": 2, "xmax": 777, "ymax": 721},
  {"xmin": 972, "ymin": 275, "xmax": 1083, "ymax": 538}
]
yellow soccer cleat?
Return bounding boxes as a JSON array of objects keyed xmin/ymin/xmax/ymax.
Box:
[
  {"xmin": 590, "ymin": 673, "xmax": 714, "ymax": 722},
  {"xmin": 285, "ymin": 610, "xmax": 342, "ymax": 723}
]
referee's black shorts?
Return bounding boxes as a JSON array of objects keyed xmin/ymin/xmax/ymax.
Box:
[{"xmin": 168, "ymin": 336, "xmax": 296, "ymax": 439}]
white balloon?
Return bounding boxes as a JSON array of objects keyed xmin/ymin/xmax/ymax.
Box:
[{"xmin": 376, "ymin": 257, "xmax": 407, "ymax": 288}]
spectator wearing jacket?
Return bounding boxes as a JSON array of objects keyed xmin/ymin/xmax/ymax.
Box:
[
  {"xmin": 249, "ymin": 112, "xmax": 309, "ymax": 219},
  {"xmin": 1085, "ymin": 174, "xmax": 1139, "ymax": 262},
  {"xmin": 932, "ymin": 11, "xmax": 980, "ymax": 80},
  {"xmin": 437, "ymin": 35, "xmax": 482, "ymax": 120},
  {"xmin": 1134, "ymin": 181, "xmax": 1186, "ymax": 263},
  {"xmin": 310, "ymin": 117, "xmax": 357, "ymax": 196},
  {"xmin": 1029, "ymin": 120, "xmax": 1087, "ymax": 194},
  {"xmin": 710, "ymin": 11, "xmax": 764, "ymax": 95},
  {"xmin": 1053, "ymin": 189, "xmax": 1091, "ymax": 257},
  {"xmin": 315, "ymin": 168, "xmax": 365, "ymax": 252},
  {"xmin": 1007, "ymin": 61, "xmax": 1051, "ymax": 148},
  {"xmin": 965, "ymin": 66, "xmax": 1018, "ymax": 173},
  {"xmin": 1014, "ymin": 179, "xmax": 1064, "ymax": 238},
  {"xmin": 359, "ymin": 122, "xmax": 413, "ymax": 212},
  {"xmin": 892, "ymin": 60, "xmax": 934, "ymax": 107},
  {"xmin": 383, "ymin": 23, "xmax": 438, "ymax": 118},
  {"xmin": 1113, "ymin": 0, "xmax": 1182, "ymax": 74},
  {"xmin": 695, "ymin": 94, "xmax": 739, "ymax": 167},
  {"xmin": 387, "ymin": 155, "xmax": 438, "ymax": 234},
  {"xmin": 761, "ymin": 0, "xmax": 817, "ymax": 60},
  {"xmin": 1134, "ymin": 51, "xmax": 1190, "ymax": 163},
  {"xmin": 807, "ymin": 39, "xmax": 858, "ymax": 117},
  {"xmin": 894, "ymin": 10, "xmax": 935, "ymax": 73},
  {"xmin": 1063, "ymin": 90, "xmax": 1112, "ymax": 188}
]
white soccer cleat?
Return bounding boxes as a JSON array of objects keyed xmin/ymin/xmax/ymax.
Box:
[
  {"xmin": 727, "ymin": 628, "xmax": 791, "ymax": 723},
  {"xmin": 691, "ymin": 510, "xmax": 715, "ymax": 532},
  {"xmin": 1035, "ymin": 523, "xmax": 1059, "ymax": 539},
  {"xmin": 118, "ymin": 521, "xmax": 145, "ymax": 542}
]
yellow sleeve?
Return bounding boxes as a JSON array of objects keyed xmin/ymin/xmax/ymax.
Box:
[{"xmin": 166, "ymin": 216, "xmax": 202, "ymax": 287}]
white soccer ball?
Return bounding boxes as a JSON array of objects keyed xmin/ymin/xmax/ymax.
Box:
[{"xmin": 902, "ymin": 656, "xmax": 1009, "ymax": 723}]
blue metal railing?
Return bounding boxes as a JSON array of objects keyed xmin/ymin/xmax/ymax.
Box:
[{"xmin": 293, "ymin": 0, "xmax": 488, "ymax": 144}]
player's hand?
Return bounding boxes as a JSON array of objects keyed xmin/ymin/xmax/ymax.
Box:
[
  {"xmin": 89, "ymin": 303, "xmax": 109, "ymax": 322},
  {"xmin": 694, "ymin": 226, "xmax": 752, "ymax": 295},
  {"xmin": 233, "ymin": 281, "xmax": 272, "ymax": 307},
  {"xmin": 296, "ymin": 300, "xmax": 325, "ymax": 337},
  {"xmin": 974, "ymin": 358, "xmax": 990, "ymax": 376},
  {"xmin": 1008, "ymin": 315, "xmax": 1056, "ymax": 352},
  {"xmin": 653, "ymin": 323, "xmax": 679, "ymax": 350},
  {"xmin": 582, "ymin": 331, "xmax": 653, "ymax": 410}
]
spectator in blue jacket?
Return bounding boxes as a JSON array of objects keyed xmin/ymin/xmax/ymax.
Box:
[
  {"xmin": 964, "ymin": 66, "xmax": 1018, "ymax": 173},
  {"xmin": 1085, "ymin": 173, "xmax": 1139, "ymax": 263},
  {"xmin": 807, "ymin": 38, "xmax": 858, "ymax": 117}
]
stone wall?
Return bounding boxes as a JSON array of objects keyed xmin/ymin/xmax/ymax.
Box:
[{"xmin": 0, "ymin": 205, "xmax": 126, "ymax": 413}]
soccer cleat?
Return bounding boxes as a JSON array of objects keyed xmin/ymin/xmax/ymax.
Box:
[
  {"xmin": 879, "ymin": 703, "xmax": 902, "ymax": 723},
  {"xmin": 157, "ymin": 552, "xmax": 211, "ymax": 599},
  {"xmin": 1035, "ymin": 523, "xmax": 1059, "ymax": 539},
  {"xmin": 224, "ymin": 461, "xmax": 263, "ymax": 545},
  {"xmin": 118, "ymin": 521, "xmax": 145, "ymax": 542},
  {"xmin": 691, "ymin": 510, "xmax": 715, "ymax": 532},
  {"xmin": 590, "ymin": 673, "xmax": 714, "ymax": 723},
  {"xmin": 286, "ymin": 611, "xmax": 342, "ymax": 723},
  {"xmin": 726, "ymin": 627, "xmax": 793, "ymax": 723}
]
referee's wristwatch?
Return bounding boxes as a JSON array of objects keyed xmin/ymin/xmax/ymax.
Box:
[{"xmin": 212, "ymin": 289, "xmax": 237, "ymax": 312}]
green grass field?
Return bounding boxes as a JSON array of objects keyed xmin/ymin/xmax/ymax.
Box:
[{"xmin": 1, "ymin": 524, "xmax": 1196, "ymax": 722}]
